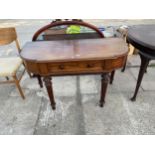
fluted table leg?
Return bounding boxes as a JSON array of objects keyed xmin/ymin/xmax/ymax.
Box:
[{"xmin": 43, "ymin": 76, "xmax": 56, "ymax": 110}]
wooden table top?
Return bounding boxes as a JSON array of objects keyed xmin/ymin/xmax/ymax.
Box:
[
  {"xmin": 20, "ymin": 38, "xmax": 128, "ymax": 63},
  {"xmin": 127, "ymin": 25, "xmax": 155, "ymax": 54}
]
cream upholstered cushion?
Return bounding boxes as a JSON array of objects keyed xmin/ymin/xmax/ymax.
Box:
[{"xmin": 0, "ymin": 57, "xmax": 23, "ymax": 76}]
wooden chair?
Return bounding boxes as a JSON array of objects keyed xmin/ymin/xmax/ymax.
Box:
[
  {"xmin": 32, "ymin": 19, "xmax": 115, "ymax": 87},
  {"xmin": 0, "ymin": 27, "xmax": 25, "ymax": 99}
]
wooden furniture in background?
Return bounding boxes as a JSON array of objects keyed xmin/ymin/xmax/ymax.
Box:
[
  {"xmin": 32, "ymin": 19, "xmax": 104, "ymax": 41},
  {"xmin": 127, "ymin": 25, "xmax": 155, "ymax": 101},
  {"xmin": 32, "ymin": 20, "xmax": 116, "ymax": 87},
  {"xmin": 0, "ymin": 27, "xmax": 25, "ymax": 99},
  {"xmin": 20, "ymin": 38, "xmax": 128, "ymax": 110},
  {"xmin": 117, "ymin": 26, "xmax": 136, "ymax": 72}
]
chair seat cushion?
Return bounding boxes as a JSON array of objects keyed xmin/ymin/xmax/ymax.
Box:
[{"xmin": 0, "ymin": 57, "xmax": 23, "ymax": 76}]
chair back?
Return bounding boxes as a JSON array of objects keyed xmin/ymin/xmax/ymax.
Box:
[{"xmin": 0, "ymin": 27, "xmax": 21, "ymax": 52}]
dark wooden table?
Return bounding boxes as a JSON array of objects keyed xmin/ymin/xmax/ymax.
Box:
[
  {"xmin": 127, "ymin": 25, "xmax": 155, "ymax": 101},
  {"xmin": 20, "ymin": 38, "xmax": 128, "ymax": 110}
]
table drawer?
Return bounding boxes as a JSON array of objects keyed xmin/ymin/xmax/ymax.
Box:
[
  {"xmin": 47, "ymin": 61, "xmax": 104, "ymax": 73},
  {"xmin": 104, "ymin": 57, "xmax": 125, "ymax": 70},
  {"xmin": 112, "ymin": 57, "xmax": 124, "ymax": 68}
]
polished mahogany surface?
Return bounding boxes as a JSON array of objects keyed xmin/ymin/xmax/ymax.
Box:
[
  {"xmin": 21, "ymin": 38, "xmax": 128, "ymax": 77},
  {"xmin": 21, "ymin": 38, "xmax": 128, "ymax": 62}
]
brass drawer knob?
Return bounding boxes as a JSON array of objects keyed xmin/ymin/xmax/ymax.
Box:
[
  {"xmin": 87, "ymin": 64, "xmax": 94, "ymax": 68},
  {"xmin": 59, "ymin": 65, "xmax": 65, "ymax": 70}
]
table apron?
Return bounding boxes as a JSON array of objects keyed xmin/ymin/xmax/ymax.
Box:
[{"xmin": 23, "ymin": 56, "xmax": 126, "ymax": 76}]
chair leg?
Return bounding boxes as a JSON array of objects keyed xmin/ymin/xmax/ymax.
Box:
[
  {"xmin": 13, "ymin": 75, "xmax": 25, "ymax": 99},
  {"xmin": 110, "ymin": 70, "xmax": 115, "ymax": 84}
]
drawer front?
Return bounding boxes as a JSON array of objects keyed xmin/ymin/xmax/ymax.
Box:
[
  {"xmin": 24, "ymin": 61, "xmax": 39, "ymax": 74},
  {"xmin": 112, "ymin": 57, "xmax": 125, "ymax": 68},
  {"xmin": 104, "ymin": 56, "xmax": 125, "ymax": 70},
  {"xmin": 43, "ymin": 56, "xmax": 126, "ymax": 75},
  {"xmin": 47, "ymin": 61, "xmax": 104, "ymax": 74}
]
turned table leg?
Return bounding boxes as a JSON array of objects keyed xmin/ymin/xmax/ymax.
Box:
[
  {"xmin": 43, "ymin": 76, "xmax": 56, "ymax": 110},
  {"xmin": 100, "ymin": 73, "xmax": 110, "ymax": 107},
  {"xmin": 131, "ymin": 54, "xmax": 150, "ymax": 101}
]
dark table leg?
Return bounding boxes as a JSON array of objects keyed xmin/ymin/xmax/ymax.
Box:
[
  {"xmin": 110, "ymin": 70, "xmax": 115, "ymax": 84},
  {"xmin": 131, "ymin": 54, "xmax": 150, "ymax": 101},
  {"xmin": 37, "ymin": 75, "xmax": 43, "ymax": 88},
  {"xmin": 100, "ymin": 73, "xmax": 109, "ymax": 107},
  {"xmin": 43, "ymin": 76, "xmax": 56, "ymax": 110},
  {"xmin": 121, "ymin": 55, "xmax": 127, "ymax": 72},
  {"xmin": 31, "ymin": 74, "xmax": 43, "ymax": 88},
  {"xmin": 5, "ymin": 76, "xmax": 9, "ymax": 80}
]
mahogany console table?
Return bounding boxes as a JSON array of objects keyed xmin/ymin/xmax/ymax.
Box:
[
  {"xmin": 127, "ymin": 25, "xmax": 155, "ymax": 101},
  {"xmin": 20, "ymin": 38, "xmax": 128, "ymax": 110}
]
